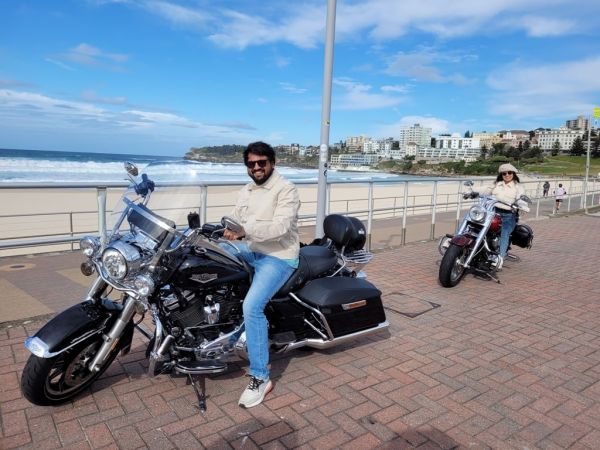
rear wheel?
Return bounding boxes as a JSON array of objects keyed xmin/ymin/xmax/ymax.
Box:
[
  {"xmin": 439, "ymin": 244, "xmax": 468, "ymax": 287},
  {"xmin": 21, "ymin": 335, "xmax": 121, "ymax": 406}
]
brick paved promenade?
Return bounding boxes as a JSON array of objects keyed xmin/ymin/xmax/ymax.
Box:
[{"xmin": 1, "ymin": 212, "xmax": 600, "ymax": 449}]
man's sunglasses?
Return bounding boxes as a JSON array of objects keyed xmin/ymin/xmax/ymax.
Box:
[
  {"xmin": 501, "ymin": 171, "xmax": 514, "ymax": 176},
  {"xmin": 245, "ymin": 159, "xmax": 269, "ymax": 168}
]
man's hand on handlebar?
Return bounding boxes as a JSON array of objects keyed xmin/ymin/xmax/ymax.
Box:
[{"xmin": 223, "ymin": 228, "xmax": 246, "ymax": 241}]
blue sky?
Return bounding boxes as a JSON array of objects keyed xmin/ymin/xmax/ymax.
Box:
[{"xmin": 1, "ymin": 0, "xmax": 599, "ymax": 157}]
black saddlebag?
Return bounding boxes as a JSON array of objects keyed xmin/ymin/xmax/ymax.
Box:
[
  {"xmin": 295, "ymin": 277, "xmax": 385, "ymax": 338},
  {"xmin": 510, "ymin": 224, "xmax": 533, "ymax": 249}
]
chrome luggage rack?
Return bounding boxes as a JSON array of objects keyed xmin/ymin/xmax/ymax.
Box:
[{"xmin": 343, "ymin": 248, "xmax": 373, "ymax": 273}]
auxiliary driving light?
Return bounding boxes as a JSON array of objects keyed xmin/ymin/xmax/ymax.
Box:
[
  {"xmin": 80, "ymin": 236, "xmax": 100, "ymax": 257},
  {"xmin": 80, "ymin": 260, "xmax": 96, "ymax": 276}
]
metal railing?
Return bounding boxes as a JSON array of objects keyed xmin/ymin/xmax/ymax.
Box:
[{"xmin": 1, "ymin": 176, "xmax": 598, "ymax": 256}]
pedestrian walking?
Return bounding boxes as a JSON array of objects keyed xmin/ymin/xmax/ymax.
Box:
[{"xmin": 542, "ymin": 181, "xmax": 550, "ymax": 197}]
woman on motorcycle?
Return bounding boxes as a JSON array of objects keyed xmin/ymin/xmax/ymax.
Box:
[{"xmin": 483, "ymin": 163, "xmax": 525, "ymax": 259}]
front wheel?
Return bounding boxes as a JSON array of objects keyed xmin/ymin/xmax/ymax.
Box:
[
  {"xmin": 21, "ymin": 335, "xmax": 121, "ymax": 406},
  {"xmin": 439, "ymin": 243, "xmax": 468, "ymax": 288}
]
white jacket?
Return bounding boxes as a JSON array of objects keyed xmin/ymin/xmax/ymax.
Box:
[
  {"xmin": 482, "ymin": 180, "xmax": 525, "ymax": 211},
  {"xmin": 231, "ymin": 169, "xmax": 300, "ymax": 260}
]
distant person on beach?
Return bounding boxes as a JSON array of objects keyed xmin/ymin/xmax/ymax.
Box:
[
  {"xmin": 554, "ymin": 184, "xmax": 566, "ymax": 213},
  {"xmin": 543, "ymin": 181, "xmax": 550, "ymax": 197},
  {"xmin": 222, "ymin": 141, "xmax": 300, "ymax": 408}
]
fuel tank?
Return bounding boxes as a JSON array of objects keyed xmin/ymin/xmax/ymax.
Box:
[{"xmin": 171, "ymin": 248, "xmax": 249, "ymax": 290}]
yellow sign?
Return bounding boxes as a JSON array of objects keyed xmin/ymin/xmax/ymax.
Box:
[{"xmin": 595, "ymin": 107, "xmax": 600, "ymax": 119}]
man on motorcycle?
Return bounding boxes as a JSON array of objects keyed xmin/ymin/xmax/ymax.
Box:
[
  {"xmin": 483, "ymin": 163, "xmax": 528, "ymax": 261},
  {"xmin": 223, "ymin": 141, "xmax": 300, "ymax": 408}
]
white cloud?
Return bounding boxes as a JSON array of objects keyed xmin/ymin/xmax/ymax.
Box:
[
  {"xmin": 384, "ymin": 50, "xmax": 474, "ymax": 84},
  {"xmin": 373, "ymin": 116, "xmax": 451, "ymax": 139},
  {"xmin": 510, "ymin": 15, "xmax": 576, "ymax": 38},
  {"xmin": 208, "ymin": 6, "xmax": 324, "ymax": 50},
  {"xmin": 487, "ymin": 56, "xmax": 600, "ymax": 119},
  {"xmin": 0, "ymin": 89, "xmax": 259, "ymax": 143},
  {"xmin": 142, "ymin": 0, "xmax": 212, "ymax": 28},
  {"xmin": 81, "ymin": 90, "xmax": 127, "ymax": 105},
  {"xmin": 53, "ymin": 43, "xmax": 130, "ymax": 71},
  {"xmin": 279, "ymin": 82, "xmax": 307, "ymax": 94},
  {"xmin": 333, "ymin": 78, "xmax": 405, "ymax": 110},
  {"xmin": 274, "ymin": 56, "xmax": 291, "ymax": 68},
  {"xmin": 380, "ymin": 84, "xmax": 411, "ymax": 94},
  {"xmin": 97, "ymin": 1, "xmax": 595, "ymax": 51},
  {"xmin": 45, "ymin": 58, "xmax": 75, "ymax": 71}
]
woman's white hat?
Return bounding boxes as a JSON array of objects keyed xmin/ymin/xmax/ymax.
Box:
[{"xmin": 498, "ymin": 163, "xmax": 518, "ymax": 173}]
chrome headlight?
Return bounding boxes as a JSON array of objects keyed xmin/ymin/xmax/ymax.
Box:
[
  {"xmin": 80, "ymin": 236, "xmax": 100, "ymax": 258},
  {"xmin": 468, "ymin": 205, "xmax": 486, "ymax": 223},
  {"xmin": 101, "ymin": 241, "xmax": 141, "ymax": 280}
]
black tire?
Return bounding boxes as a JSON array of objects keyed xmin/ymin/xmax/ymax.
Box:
[
  {"xmin": 21, "ymin": 335, "xmax": 121, "ymax": 406},
  {"xmin": 439, "ymin": 243, "xmax": 468, "ymax": 288}
]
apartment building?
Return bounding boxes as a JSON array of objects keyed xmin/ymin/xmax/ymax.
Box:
[
  {"xmin": 398, "ymin": 124, "xmax": 432, "ymax": 149},
  {"xmin": 536, "ymin": 128, "xmax": 584, "ymax": 151},
  {"xmin": 363, "ymin": 138, "xmax": 394, "ymax": 154},
  {"xmin": 472, "ymin": 132, "xmax": 502, "ymax": 149},
  {"xmin": 345, "ymin": 135, "xmax": 368, "ymax": 152},
  {"xmin": 566, "ymin": 115, "xmax": 589, "ymax": 131},
  {"xmin": 330, "ymin": 153, "xmax": 380, "ymax": 167},
  {"xmin": 435, "ymin": 133, "xmax": 481, "ymax": 150}
]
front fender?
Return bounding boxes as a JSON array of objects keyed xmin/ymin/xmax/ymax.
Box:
[
  {"xmin": 450, "ymin": 234, "xmax": 475, "ymax": 248},
  {"xmin": 25, "ymin": 299, "xmax": 132, "ymax": 358}
]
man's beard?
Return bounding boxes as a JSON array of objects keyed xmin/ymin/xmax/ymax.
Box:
[{"xmin": 250, "ymin": 169, "xmax": 273, "ymax": 185}]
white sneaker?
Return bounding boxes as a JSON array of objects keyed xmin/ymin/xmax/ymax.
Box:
[{"xmin": 238, "ymin": 376, "xmax": 273, "ymax": 408}]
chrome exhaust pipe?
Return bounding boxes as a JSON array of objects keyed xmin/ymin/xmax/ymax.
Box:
[{"xmin": 283, "ymin": 321, "xmax": 389, "ymax": 353}]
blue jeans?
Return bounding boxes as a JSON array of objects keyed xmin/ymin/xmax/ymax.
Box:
[
  {"xmin": 498, "ymin": 212, "xmax": 516, "ymax": 257},
  {"xmin": 223, "ymin": 242, "xmax": 294, "ymax": 380}
]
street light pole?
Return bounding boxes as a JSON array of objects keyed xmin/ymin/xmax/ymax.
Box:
[{"xmin": 315, "ymin": 0, "xmax": 337, "ymax": 238}]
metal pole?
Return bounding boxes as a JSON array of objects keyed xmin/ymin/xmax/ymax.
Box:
[
  {"xmin": 367, "ymin": 182, "xmax": 373, "ymax": 250},
  {"xmin": 97, "ymin": 187, "xmax": 107, "ymax": 247},
  {"xmin": 584, "ymin": 114, "xmax": 592, "ymax": 212},
  {"xmin": 401, "ymin": 181, "xmax": 408, "ymax": 245},
  {"xmin": 430, "ymin": 181, "xmax": 438, "ymax": 240},
  {"xmin": 200, "ymin": 185, "xmax": 208, "ymax": 225},
  {"xmin": 315, "ymin": 0, "xmax": 337, "ymax": 238}
]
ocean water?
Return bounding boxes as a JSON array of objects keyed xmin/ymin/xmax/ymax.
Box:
[{"xmin": 0, "ymin": 148, "xmax": 440, "ymax": 184}]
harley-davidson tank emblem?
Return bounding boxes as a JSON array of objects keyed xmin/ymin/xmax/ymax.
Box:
[{"xmin": 190, "ymin": 273, "xmax": 218, "ymax": 283}]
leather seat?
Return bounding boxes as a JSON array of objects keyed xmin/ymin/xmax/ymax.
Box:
[{"xmin": 274, "ymin": 245, "xmax": 337, "ymax": 297}]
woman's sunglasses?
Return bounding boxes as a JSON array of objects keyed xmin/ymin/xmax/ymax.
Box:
[
  {"xmin": 245, "ymin": 159, "xmax": 269, "ymax": 168},
  {"xmin": 501, "ymin": 171, "xmax": 514, "ymax": 176}
]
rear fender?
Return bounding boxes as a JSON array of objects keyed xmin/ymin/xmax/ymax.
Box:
[
  {"xmin": 450, "ymin": 234, "xmax": 474, "ymax": 248},
  {"xmin": 25, "ymin": 299, "xmax": 133, "ymax": 358}
]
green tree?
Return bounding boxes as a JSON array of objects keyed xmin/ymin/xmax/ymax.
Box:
[
  {"xmin": 480, "ymin": 144, "xmax": 488, "ymax": 159},
  {"xmin": 551, "ymin": 140, "xmax": 561, "ymax": 156},
  {"xmin": 570, "ymin": 136, "xmax": 585, "ymax": 156},
  {"xmin": 491, "ymin": 142, "xmax": 506, "ymax": 156}
]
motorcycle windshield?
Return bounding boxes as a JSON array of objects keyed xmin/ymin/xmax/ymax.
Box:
[{"xmin": 107, "ymin": 160, "xmax": 238, "ymax": 241}]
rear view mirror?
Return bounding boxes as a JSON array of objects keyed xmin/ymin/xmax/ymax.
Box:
[
  {"xmin": 221, "ymin": 216, "xmax": 244, "ymax": 234},
  {"xmin": 520, "ymin": 195, "xmax": 532, "ymax": 204},
  {"xmin": 124, "ymin": 161, "xmax": 139, "ymax": 177}
]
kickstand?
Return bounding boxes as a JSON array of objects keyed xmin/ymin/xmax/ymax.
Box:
[
  {"xmin": 473, "ymin": 268, "xmax": 501, "ymax": 284},
  {"xmin": 188, "ymin": 374, "xmax": 207, "ymax": 413}
]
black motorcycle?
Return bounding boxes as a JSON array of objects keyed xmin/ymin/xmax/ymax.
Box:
[{"xmin": 21, "ymin": 162, "xmax": 388, "ymax": 410}]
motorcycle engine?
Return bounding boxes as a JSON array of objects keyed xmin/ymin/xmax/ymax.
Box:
[{"xmin": 157, "ymin": 284, "xmax": 243, "ymax": 344}]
